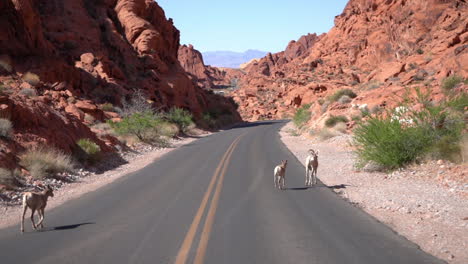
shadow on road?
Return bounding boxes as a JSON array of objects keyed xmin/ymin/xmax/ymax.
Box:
[
  {"xmin": 37, "ymin": 222, "xmax": 95, "ymax": 232},
  {"xmin": 326, "ymin": 184, "xmax": 351, "ymax": 190}
]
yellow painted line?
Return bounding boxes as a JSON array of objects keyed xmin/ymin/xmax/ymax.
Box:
[
  {"xmin": 174, "ymin": 135, "xmax": 243, "ymax": 264},
  {"xmin": 193, "ymin": 135, "xmax": 243, "ymax": 264}
]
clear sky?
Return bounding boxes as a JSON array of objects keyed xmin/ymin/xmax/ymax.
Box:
[{"xmin": 157, "ymin": 0, "xmax": 349, "ymax": 53}]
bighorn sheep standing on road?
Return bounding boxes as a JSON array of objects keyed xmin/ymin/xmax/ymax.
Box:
[
  {"xmin": 305, "ymin": 149, "xmax": 319, "ymax": 186},
  {"xmin": 274, "ymin": 160, "xmax": 288, "ymax": 190},
  {"xmin": 21, "ymin": 185, "xmax": 54, "ymax": 233}
]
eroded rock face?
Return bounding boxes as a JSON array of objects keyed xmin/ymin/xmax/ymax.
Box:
[
  {"xmin": 233, "ymin": 0, "xmax": 468, "ymax": 122},
  {"xmin": 0, "ymin": 0, "xmax": 240, "ymax": 168},
  {"xmin": 178, "ymin": 44, "xmax": 245, "ymax": 89}
]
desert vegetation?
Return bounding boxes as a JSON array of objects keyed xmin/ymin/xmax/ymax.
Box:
[
  {"xmin": 293, "ymin": 103, "xmax": 312, "ymax": 127},
  {"xmin": 353, "ymin": 89, "xmax": 466, "ymax": 170},
  {"xmin": 19, "ymin": 148, "xmax": 74, "ymax": 179}
]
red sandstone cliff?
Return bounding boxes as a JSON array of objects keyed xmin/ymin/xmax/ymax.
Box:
[
  {"xmin": 233, "ymin": 0, "xmax": 467, "ymax": 122},
  {"xmin": 178, "ymin": 44, "xmax": 244, "ymax": 89},
  {"xmin": 0, "ymin": 0, "xmax": 240, "ymax": 168}
]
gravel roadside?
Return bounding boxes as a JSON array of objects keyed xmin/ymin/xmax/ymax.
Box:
[{"xmin": 279, "ymin": 122, "xmax": 468, "ymax": 264}]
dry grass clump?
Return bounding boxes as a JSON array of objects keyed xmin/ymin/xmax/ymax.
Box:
[
  {"xmin": 0, "ymin": 168, "xmax": 20, "ymax": 186},
  {"xmin": 19, "ymin": 148, "xmax": 74, "ymax": 178},
  {"xmin": 0, "ymin": 118, "xmax": 13, "ymax": 139},
  {"xmin": 22, "ymin": 72, "xmax": 40, "ymax": 86},
  {"xmin": 20, "ymin": 88, "xmax": 37, "ymax": 97}
]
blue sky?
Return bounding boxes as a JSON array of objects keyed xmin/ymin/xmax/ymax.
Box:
[{"xmin": 157, "ymin": 0, "xmax": 349, "ymax": 53}]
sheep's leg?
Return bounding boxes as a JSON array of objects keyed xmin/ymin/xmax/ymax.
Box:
[
  {"xmin": 305, "ymin": 167, "xmax": 309, "ymax": 186},
  {"xmin": 30, "ymin": 208, "xmax": 37, "ymax": 230},
  {"xmin": 274, "ymin": 173, "xmax": 277, "ymax": 189},
  {"xmin": 281, "ymin": 176, "xmax": 285, "ymax": 190},
  {"xmin": 37, "ymin": 208, "xmax": 45, "ymax": 229},
  {"xmin": 21, "ymin": 204, "xmax": 27, "ymax": 233},
  {"xmin": 313, "ymin": 168, "xmax": 318, "ymax": 185}
]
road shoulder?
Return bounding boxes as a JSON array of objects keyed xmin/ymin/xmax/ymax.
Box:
[{"xmin": 279, "ymin": 121, "xmax": 468, "ymax": 264}]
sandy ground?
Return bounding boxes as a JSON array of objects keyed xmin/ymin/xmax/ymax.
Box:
[
  {"xmin": 0, "ymin": 134, "xmax": 209, "ymax": 230},
  {"xmin": 280, "ymin": 122, "xmax": 467, "ymax": 264}
]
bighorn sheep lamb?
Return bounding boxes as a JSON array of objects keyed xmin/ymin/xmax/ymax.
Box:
[
  {"xmin": 305, "ymin": 149, "xmax": 319, "ymax": 186},
  {"xmin": 274, "ymin": 160, "xmax": 288, "ymax": 190},
  {"xmin": 21, "ymin": 185, "xmax": 54, "ymax": 233}
]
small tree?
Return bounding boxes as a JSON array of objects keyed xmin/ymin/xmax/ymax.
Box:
[{"xmin": 108, "ymin": 111, "xmax": 163, "ymax": 143}]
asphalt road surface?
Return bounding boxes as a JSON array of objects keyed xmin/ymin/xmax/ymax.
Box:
[{"xmin": 0, "ymin": 121, "xmax": 444, "ymax": 264}]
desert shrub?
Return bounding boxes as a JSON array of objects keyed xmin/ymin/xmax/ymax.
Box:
[
  {"xmin": 158, "ymin": 122, "xmax": 179, "ymax": 138},
  {"xmin": 416, "ymin": 48, "xmax": 424, "ymax": 55},
  {"xmin": 120, "ymin": 90, "xmax": 154, "ymax": 117},
  {"xmin": 321, "ymin": 100, "xmax": 330, "ymax": 113},
  {"xmin": 361, "ymin": 80, "xmax": 381, "ymax": 90},
  {"xmin": 338, "ymin": 95, "xmax": 352, "ymax": 104},
  {"xmin": 91, "ymin": 122, "xmax": 116, "ymax": 137},
  {"xmin": 319, "ymin": 128, "xmax": 341, "ymax": 141},
  {"xmin": 0, "ymin": 168, "xmax": 17, "ymax": 186},
  {"xmin": 329, "ymin": 89, "xmax": 357, "ymax": 102},
  {"xmin": 0, "ymin": 58, "xmax": 12, "ymax": 72},
  {"xmin": 318, "ymin": 98, "xmax": 325, "ymax": 105},
  {"xmin": 165, "ymin": 107, "xmax": 193, "ymax": 133},
  {"xmin": 446, "ymin": 92, "xmax": 468, "ymax": 112},
  {"xmin": 22, "ymin": 72, "xmax": 40, "ymax": 86},
  {"xmin": 325, "ymin": 115, "xmax": 348, "ymax": 127},
  {"xmin": 0, "ymin": 83, "xmax": 12, "ymax": 95},
  {"xmin": 334, "ymin": 122, "xmax": 347, "ymax": 133},
  {"xmin": 20, "ymin": 148, "xmax": 73, "ymax": 178},
  {"xmin": 0, "ymin": 118, "xmax": 12, "ymax": 139},
  {"xmin": 353, "ymin": 117, "xmax": 433, "ymax": 169},
  {"xmin": 20, "ymin": 88, "xmax": 37, "ymax": 97},
  {"xmin": 108, "ymin": 111, "xmax": 165, "ymax": 144},
  {"xmin": 84, "ymin": 113, "xmax": 96, "ymax": 124},
  {"xmin": 77, "ymin": 139, "xmax": 101, "ymax": 163},
  {"xmin": 353, "ymin": 92, "xmax": 465, "ymax": 169},
  {"xmin": 441, "ymin": 75, "xmax": 463, "ymax": 92},
  {"xmin": 293, "ymin": 103, "xmax": 312, "ymax": 127},
  {"xmin": 101, "ymin": 103, "xmax": 115, "ymax": 112},
  {"xmin": 202, "ymin": 112, "xmax": 216, "ymax": 128}
]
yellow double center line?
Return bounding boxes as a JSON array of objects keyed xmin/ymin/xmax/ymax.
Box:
[{"xmin": 174, "ymin": 134, "xmax": 244, "ymax": 264}]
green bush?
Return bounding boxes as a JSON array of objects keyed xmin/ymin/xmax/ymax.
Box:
[
  {"xmin": 165, "ymin": 107, "xmax": 193, "ymax": 133},
  {"xmin": 20, "ymin": 148, "xmax": 74, "ymax": 178},
  {"xmin": 293, "ymin": 103, "xmax": 312, "ymax": 127},
  {"xmin": 325, "ymin": 115, "xmax": 348, "ymax": 127},
  {"xmin": 0, "ymin": 118, "xmax": 12, "ymax": 139},
  {"xmin": 77, "ymin": 138, "xmax": 101, "ymax": 163},
  {"xmin": 353, "ymin": 93, "xmax": 465, "ymax": 169},
  {"xmin": 441, "ymin": 75, "xmax": 463, "ymax": 92},
  {"xmin": 108, "ymin": 111, "xmax": 165, "ymax": 143},
  {"xmin": 329, "ymin": 89, "xmax": 357, "ymax": 102}
]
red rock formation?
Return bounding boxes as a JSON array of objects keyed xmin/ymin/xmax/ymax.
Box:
[
  {"xmin": 178, "ymin": 44, "xmax": 244, "ymax": 89},
  {"xmin": 233, "ymin": 0, "xmax": 467, "ymax": 122},
  {"xmin": 0, "ymin": 0, "xmax": 240, "ymax": 168}
]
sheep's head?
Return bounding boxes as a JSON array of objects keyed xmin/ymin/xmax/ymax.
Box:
[
  {"xmin": 281, "ymin": 160, "xmax": 288, "ymax": 168},
  {"xmin": 308, "ymin": 149, "xmax": 319, "ymax": 157},
  {"xmin": 46, "ymin": 185, "xmax": 54, "ymax": 197}
]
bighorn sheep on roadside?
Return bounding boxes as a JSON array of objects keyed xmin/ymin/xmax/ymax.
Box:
[
  {"xmin": 305, "ymin": 149, "xmax": 319, "ymax": 186},
  {"xmin": 21, "ymin": 185, "xmax": 54, "ymax": 233},
  {"xmin": 274, "ymin": 160, "xmax": 288, "ymax": 190}
]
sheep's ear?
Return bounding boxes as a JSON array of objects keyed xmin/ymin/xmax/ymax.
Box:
[{"xmin": 316, "ymin": 150, "xmax": 319, "ymax": 155}]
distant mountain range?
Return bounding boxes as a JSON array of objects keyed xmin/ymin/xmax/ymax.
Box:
[{"xmin": 202, "ymin": 50, "xmax": 268, "ymax": 68}]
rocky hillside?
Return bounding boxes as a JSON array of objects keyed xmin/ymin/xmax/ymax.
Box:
[
  {"xmin": 0, "ymin": 0, "xmax": 240, "ymax": 169},
  {"xmin": 232, "ymin": 0, "xmax": 467, "ymax": 122},
  {"xmin": 178, "ymin": 44, "xmax": 244, "ymax": 89}
]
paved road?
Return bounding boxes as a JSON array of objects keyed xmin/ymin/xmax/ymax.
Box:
[{"xmin": 0, "ymin": 121, "xmax": 444, "ymax": 264}]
